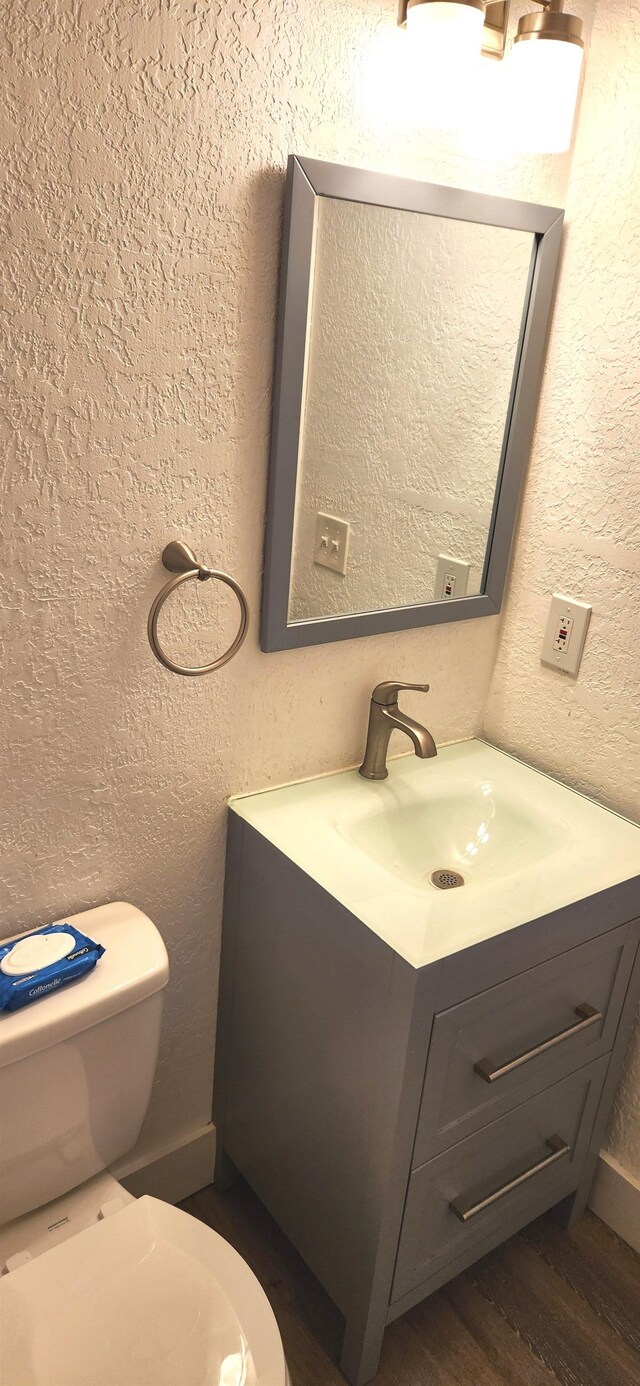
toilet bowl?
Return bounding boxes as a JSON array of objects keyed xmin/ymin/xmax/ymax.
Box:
[
  {"xmin": 1, "ymin": 1191, "xmax": 287, "ymax": 1385},
  {"xmin": 0, "ymin": 903, "xmax": 289, "ymax": 1386}
]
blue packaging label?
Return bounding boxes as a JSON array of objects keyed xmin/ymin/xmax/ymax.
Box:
[{"xmin": 0, "ymin": 924, "xmax": 105, "ymax": 1013}]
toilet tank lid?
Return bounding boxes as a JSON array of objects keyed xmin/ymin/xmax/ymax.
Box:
[{"xmin": 0, "ymin": 903, "xmax": 169, "ymax": 1070}]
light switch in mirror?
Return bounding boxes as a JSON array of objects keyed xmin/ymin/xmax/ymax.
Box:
[{"xmin": 262, "ymin": 157, "xmax": 564, "ymax": 651}]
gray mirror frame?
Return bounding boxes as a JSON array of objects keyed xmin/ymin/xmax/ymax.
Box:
[{"xmin": 261, "ymin": 155, "xmax": 564, "ymax": 652}]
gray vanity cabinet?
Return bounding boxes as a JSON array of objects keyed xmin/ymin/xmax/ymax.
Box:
[{"xmin": 214, "ymin": 814, "xmax": 640, "ymax": 1386}]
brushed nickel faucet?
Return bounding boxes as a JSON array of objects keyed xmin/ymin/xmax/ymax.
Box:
[{"xmin": 359, "ymin": 681, "xmax": 437, "ymax": 781}]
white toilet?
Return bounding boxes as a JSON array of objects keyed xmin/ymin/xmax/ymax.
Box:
[{"xmin": 0, "ymin": 902, "xmax": 289, "ymax": 1386}]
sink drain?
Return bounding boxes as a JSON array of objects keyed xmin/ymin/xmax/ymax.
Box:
[{"xmin": 429, "ymin": 868, "xmax": 465, "ymax": 890}]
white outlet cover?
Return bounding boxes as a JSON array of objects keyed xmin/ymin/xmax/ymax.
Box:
[
  {"xmin": 541, "ymin": 593, "xmax": 592, "ymax": 676},
  {"xmin": 435, "ymin": 554, "xmax": 470, "ymax": 601}
]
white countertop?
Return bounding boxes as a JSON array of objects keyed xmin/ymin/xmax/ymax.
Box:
[{"xmin": 230, "ymin": 740, "xmax": 640, "ymax": 970}]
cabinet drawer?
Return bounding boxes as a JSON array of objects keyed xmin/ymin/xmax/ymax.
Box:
[
  {"xmin": 414, "ymin": 922, "xmax": 636, "ymax": 1165},
  {"xmin": 393, "ymin": 1057, "xmax": 607, "ymax": 1303}
]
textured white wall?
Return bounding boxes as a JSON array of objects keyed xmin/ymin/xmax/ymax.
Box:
[
  {"xmin": 484, "ymin": 0, "xmax": 640, "ymax": 1178},
  {"xmin": 289, "ymin": 200, "xmax": 532, "ymax": 619},
  {"xmin": 1, "ymin": 0, "xmax": 592, "ymax": 1173}
]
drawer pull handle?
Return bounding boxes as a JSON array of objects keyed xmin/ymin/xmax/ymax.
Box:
[
  {"xmin": 473, "ymin": 1003, "xmax": 601, "ymax": 1084},
  {"xmin": 449, "ymin": 1134, "xmax": 570, "ymax": 1223}
]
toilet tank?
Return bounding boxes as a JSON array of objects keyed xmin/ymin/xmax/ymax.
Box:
[{"xmin": 0, "ymin": 902, "xmax": 169, "ymax": 1226}]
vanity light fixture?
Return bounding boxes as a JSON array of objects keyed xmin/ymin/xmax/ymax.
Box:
[
  {"xmin": 399, "ymin": 0, "xmax": 486, "ymax": 55},
  {"xmin": 510, "ymin": 0, "xmax": 584, "ymax": 153},
  {"xmin": 397, "ymin": 0, "xmax": 584, "ymax": 152},
  {"xmin": 396, "ymin": 1, "xmax": 487, "ymax": 127},
  {"xmin": 397, "ymin": 2, "xmax": 511, "ymax": 63}
]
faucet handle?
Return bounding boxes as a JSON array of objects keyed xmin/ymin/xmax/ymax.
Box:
[{"xmin": 371, "ymin": 681, "xmax": 430, "ymax": 706}]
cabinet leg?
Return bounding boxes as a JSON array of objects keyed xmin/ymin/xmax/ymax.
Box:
[
  {"xmin": 553, "ymin": 1187, "xmax": 587, "ymax": 1231},
  {"xmin": 340, "ymin": 1309, "xmax": 386, "ymax": 1386},
  {"xmin": 214, "ymin": 1139, "xmax": 239, "ymax": 1192}
]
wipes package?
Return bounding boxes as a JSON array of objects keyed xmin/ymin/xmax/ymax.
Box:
[{"xmin": 0, "ymin": 924, "xmax": 105, "ymax": 1013}]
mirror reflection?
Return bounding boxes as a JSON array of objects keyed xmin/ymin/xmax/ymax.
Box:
[{"xmin": 288, "ymin": 198, "xmax": 534, "ymax": 622}]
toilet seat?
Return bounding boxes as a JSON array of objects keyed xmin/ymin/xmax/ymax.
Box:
[{"xmin": 0, "ymin": 1195, "xmax": 288, "ymax": 1386}]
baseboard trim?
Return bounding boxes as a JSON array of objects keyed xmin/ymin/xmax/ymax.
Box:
[
  {"xmin": 111, "ymin": 1123, "xmax": 216, "ymax": 1205},
  {"xmin": 587, "ymin": 1151, "xmax": 640, "ymax": 1254}
]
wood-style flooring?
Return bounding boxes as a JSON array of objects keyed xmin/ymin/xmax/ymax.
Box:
[{"xmin": 180, "ymin": 1180, "xmax": 640, "ymax": 1386}]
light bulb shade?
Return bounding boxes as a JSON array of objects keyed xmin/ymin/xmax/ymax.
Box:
[
  {"xmin": 405, "ymin": 1, "xmax": 485, "ymax": 130},
  {"xmin": 509, "ymin": 8, "xmax": 584, "ymax": 155}
]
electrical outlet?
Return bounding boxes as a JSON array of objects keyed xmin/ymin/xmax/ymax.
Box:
[
  {"xmin": 541, "ymin": 594, "xmax": 592, "ymax": 676},
  {"xmin": 435, "ymin": 554, "xmax": 470, "ymax": 600},
  {"xmin": 314, "ymin": 513, "xmax": 351, "ymax": 576}
]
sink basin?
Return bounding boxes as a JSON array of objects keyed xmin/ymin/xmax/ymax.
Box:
[
  {"xmin": 338, "ymin": 780, "xmax": 558, "ymax": 891},
  {"xmin": 230, "ymin": 740, "xmax": 640, "ymax": 969}
]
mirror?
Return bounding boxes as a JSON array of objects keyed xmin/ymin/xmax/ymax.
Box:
[
  {"xmin": 290, "ymin": 200, "xmax": 533, "ymax": 621},
  {"xmin": 262, "ymin": 157, "xmax": 564, "ymax": 651}
]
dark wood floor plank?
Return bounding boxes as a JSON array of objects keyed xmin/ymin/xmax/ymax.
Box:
[
  {"xmin": 382, "ymin": 1292, "xmax": 505, "ymax": 1386},
  {"xmin": 180, "ymin": 1182, "xmax": 640, "ymax": 1386},
  {"xmin": 440, "ymin": 1274, "xmax": 559, "ymax": 1386},
  {"xmin": 520, "ymin": 1212, "xmax": 640, "ymax": 1353},
  {"xmin": 467, "ymin": 1233, "xmax": 640, "ymax": 1386}
]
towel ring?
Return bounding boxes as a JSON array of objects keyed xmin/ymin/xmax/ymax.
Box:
[{"xmin": 148, "ymin": 541, "xmax": 249, "ymax": 677}]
